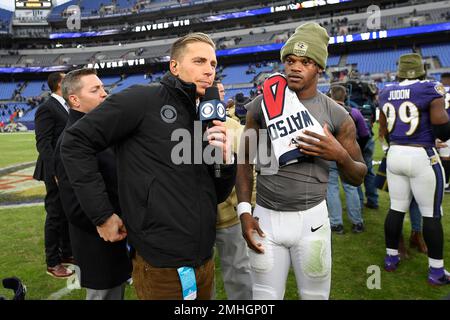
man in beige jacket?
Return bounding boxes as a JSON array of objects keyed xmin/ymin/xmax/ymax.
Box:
[{"xmin": 215, "ymin": 81, "xmax": 254, "ymax": 299}]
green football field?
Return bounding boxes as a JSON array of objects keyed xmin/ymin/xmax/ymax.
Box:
[
  {"xmin": 0, "ymin": 132, "xmax": 37, "ymax": 168},
  {"xmin": 1, "ymin": 131, "xmax": 449, "ymax": 300}
]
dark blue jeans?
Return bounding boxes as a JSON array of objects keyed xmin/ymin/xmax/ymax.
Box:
[
  {"xmin": 409, "ymin": 198, "xmax": 422, "ymax": 232},
  {"xmin": 358, "ymin": 138, "xmax": 379, "ymax": 207}
]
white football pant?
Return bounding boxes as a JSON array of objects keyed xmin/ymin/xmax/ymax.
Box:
[
  {"xmin": 387, "ymin": 145, "xmax": 444, "ymax": 218},
  {"xmin": 249, "ymin": 201, "xmax": 331, "ymax": 300}
]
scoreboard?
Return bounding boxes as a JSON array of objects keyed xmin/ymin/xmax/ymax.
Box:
[{"xmin": 15, "ymin": 0, "xmax": 52, "ymax": 9}]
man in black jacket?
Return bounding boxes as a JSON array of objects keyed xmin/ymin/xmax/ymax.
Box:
[
  {"xmin": 55, "ymin": 68, "xmax": 132, "ymax": 300},
  {"xmin": 61, "ymin": 33, "xmax": 236, "ymax": 300},
  {"xmin": 33, "ymin": 72, "xmax": 74, "ymax": 278}
]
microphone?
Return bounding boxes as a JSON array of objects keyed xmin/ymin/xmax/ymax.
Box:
[
  {"xmin": 199, "ymin": 86, "xmax": 226, "ymax": 123},
  {"xmin": 199, "ymin": 86, "xmax": 227, "ymax": 178}
]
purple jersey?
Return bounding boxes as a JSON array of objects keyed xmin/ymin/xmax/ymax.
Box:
[
  {"xmin": 350, "ymin": 108, "xmax": 370, "ymax": 139},
  {"xmin": 379, "ymin": 80, "xmax": 446, "ymax": 147}
]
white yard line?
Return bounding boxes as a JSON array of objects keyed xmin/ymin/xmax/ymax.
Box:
[
  {"xmin": 46, "ymin": 287, "xmax": 74, "ymax": 300},
  {"xmin": 46, "ymin": 267, "xmax": 81, "ymax": 300},
  {"xmin": 0, "ymin": 202, "xmax": 44, "ymax": 210}
]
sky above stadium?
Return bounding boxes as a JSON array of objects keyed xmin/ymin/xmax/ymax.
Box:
[{"xmin": 0, "ymin": 0, "xmax": 71, "ymax": 11}]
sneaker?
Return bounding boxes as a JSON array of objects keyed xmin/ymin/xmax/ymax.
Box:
[
  {"xmin": 352, "ymin": 223, "xmax": 364, "ymax": 233},
  {"xmin": 428, "ymin": 267, "xmax": 450, "ymax": 286},
  {"xmin": 384, "ymin": 254, "xmax": 400, "ymax": 272},
  {"xmin": 445, "ymin": 186, "xmax": 450, "ymax": 193},
  {"xmin": 46, "ymin": 264, "xmax": 74, "ymax": 279},
  {"xmin": 331, "ymin": 224, "xmax": 345, "ymax": 234}
]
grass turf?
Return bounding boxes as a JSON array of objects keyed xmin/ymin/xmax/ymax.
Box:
[{"xmin": 0, "ymin": 132, "xmax": 37, "ymax": 168}]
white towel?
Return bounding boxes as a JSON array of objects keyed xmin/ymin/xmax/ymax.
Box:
[{"xmin": 261, "ymin": 73, "xmax": 325, "ymax": 166}]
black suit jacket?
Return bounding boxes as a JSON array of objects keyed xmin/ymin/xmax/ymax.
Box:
[
  {"xmin": 54, "ymin": 110, "xmax": 121, "ymax": 233},
  {"xmin": 55, "ymin": 109, "xmax": 131, "ymax": 289},
  {"xmin": 33, "ymin": 95, "xmax": 68, "ymax": 181}
]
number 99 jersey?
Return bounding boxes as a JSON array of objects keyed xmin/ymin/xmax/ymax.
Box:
[{"xmin": 379, "ymin": 80, "xmax": 446, "ymax": 147}]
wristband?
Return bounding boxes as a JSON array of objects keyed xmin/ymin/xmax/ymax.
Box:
[{"xmin": 237, "ymin": 202, "xmax": 252, "ymax": 218}]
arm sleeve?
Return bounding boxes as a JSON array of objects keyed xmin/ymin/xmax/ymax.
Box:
[
  {"xmin": 60, "ymin": 85, "xmax": 149, "ymax": 226},
  {"xmin": 54, "ymin": 136, "xmax": 97, "ymax": 233},
  {"xmin": 34, "ymin": 104, "xmax": 56, "ymax": 177}
]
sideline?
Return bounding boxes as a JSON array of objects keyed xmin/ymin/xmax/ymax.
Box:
[
  {"xmin": 0, "ymin": 201, "xmax": 44, "ymax": 210},
  {"xmin": 0, "ymin": 161, "xmax": 36, "ymax": 177}
]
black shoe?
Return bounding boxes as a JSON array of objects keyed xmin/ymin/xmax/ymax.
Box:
[
  {"xmin": 352, "ymin": 223, "xmax": 364, "ymax": 233},
  {"xmin": 365, "ymin": 203, "xmax": 379, "ymax": 209},
  {"xmin": 331, "ymin": 224, "xmax": 345, "ymax": 234},
  {"xmin": 445, "ymin": 186, "xmax": 450, "ymax": 193}
]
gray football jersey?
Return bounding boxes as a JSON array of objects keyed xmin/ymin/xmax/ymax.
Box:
[{"xmin": 245, "ymin": 91, "xmax": 348, "ymax": 211}]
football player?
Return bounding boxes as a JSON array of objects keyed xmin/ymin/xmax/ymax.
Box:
[{"xmin": 379, "ymin": 53, "xmax": 450, "ymax": 285}]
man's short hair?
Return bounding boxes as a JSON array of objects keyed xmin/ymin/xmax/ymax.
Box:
[
  {"xmin": 170, "ymin": 32, "xmax": 216, "ymax": 60},
  {"xmin": 442, "ymin": 73, "xmax": 450, "ymax": 79},
  {"xmin": 329, "ymin": 85, "xmax": 347, "ymax": 103},
  {"xmin": 47, "ymin": 72, "xmax": 64, "ymax": 93},
  {"xmin": 61, "ymin": 68, "xmax": 97, "ymax": 106}
]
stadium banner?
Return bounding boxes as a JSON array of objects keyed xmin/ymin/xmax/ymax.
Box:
[
  {"xmin": 49, "ymin": 29, "xmax": 121, "ymax": 39},
  {"xmin": 86, "ymin": 59, "xmax": 146, "ymax": 70},
  {"xmin": 328, "ymin": 22, "xmax": 450, "ymax": 44},
  {"xmin": 49, "ymin": 19, "xmax": 191, "ymax": 39},
  {"xmin": 204, "ymin": 0, "xmax": 351, "ymax": 22},
  {"xmin": 0, "ymin": 65, "xmax": 69, "ymax": 74},
  {"xmin": 14, "ymin": 9, "xmax": 49, "ymax": 18},
  {"xmin": 217, "ymin": 22, "xmax": 450, "ymax": 57},
  {"xmin": 133, "ymin": 19, "xmax": 190, "ymax": 33}
]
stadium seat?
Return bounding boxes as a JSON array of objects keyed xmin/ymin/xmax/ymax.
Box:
[
  {"xmin": 0, "ymin": 83, "xmax": 19, "ymax": 100},
  {"xmin": 21, "ymin": 81, "xmax": 48, "ymax": 98},
  {"xmin": 347, "ymin": 48, "xmax": 412, "ymax": 74},
  {"xmin": 422, "ymin": 43, "xmax": 450, "ymax": 67}
]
